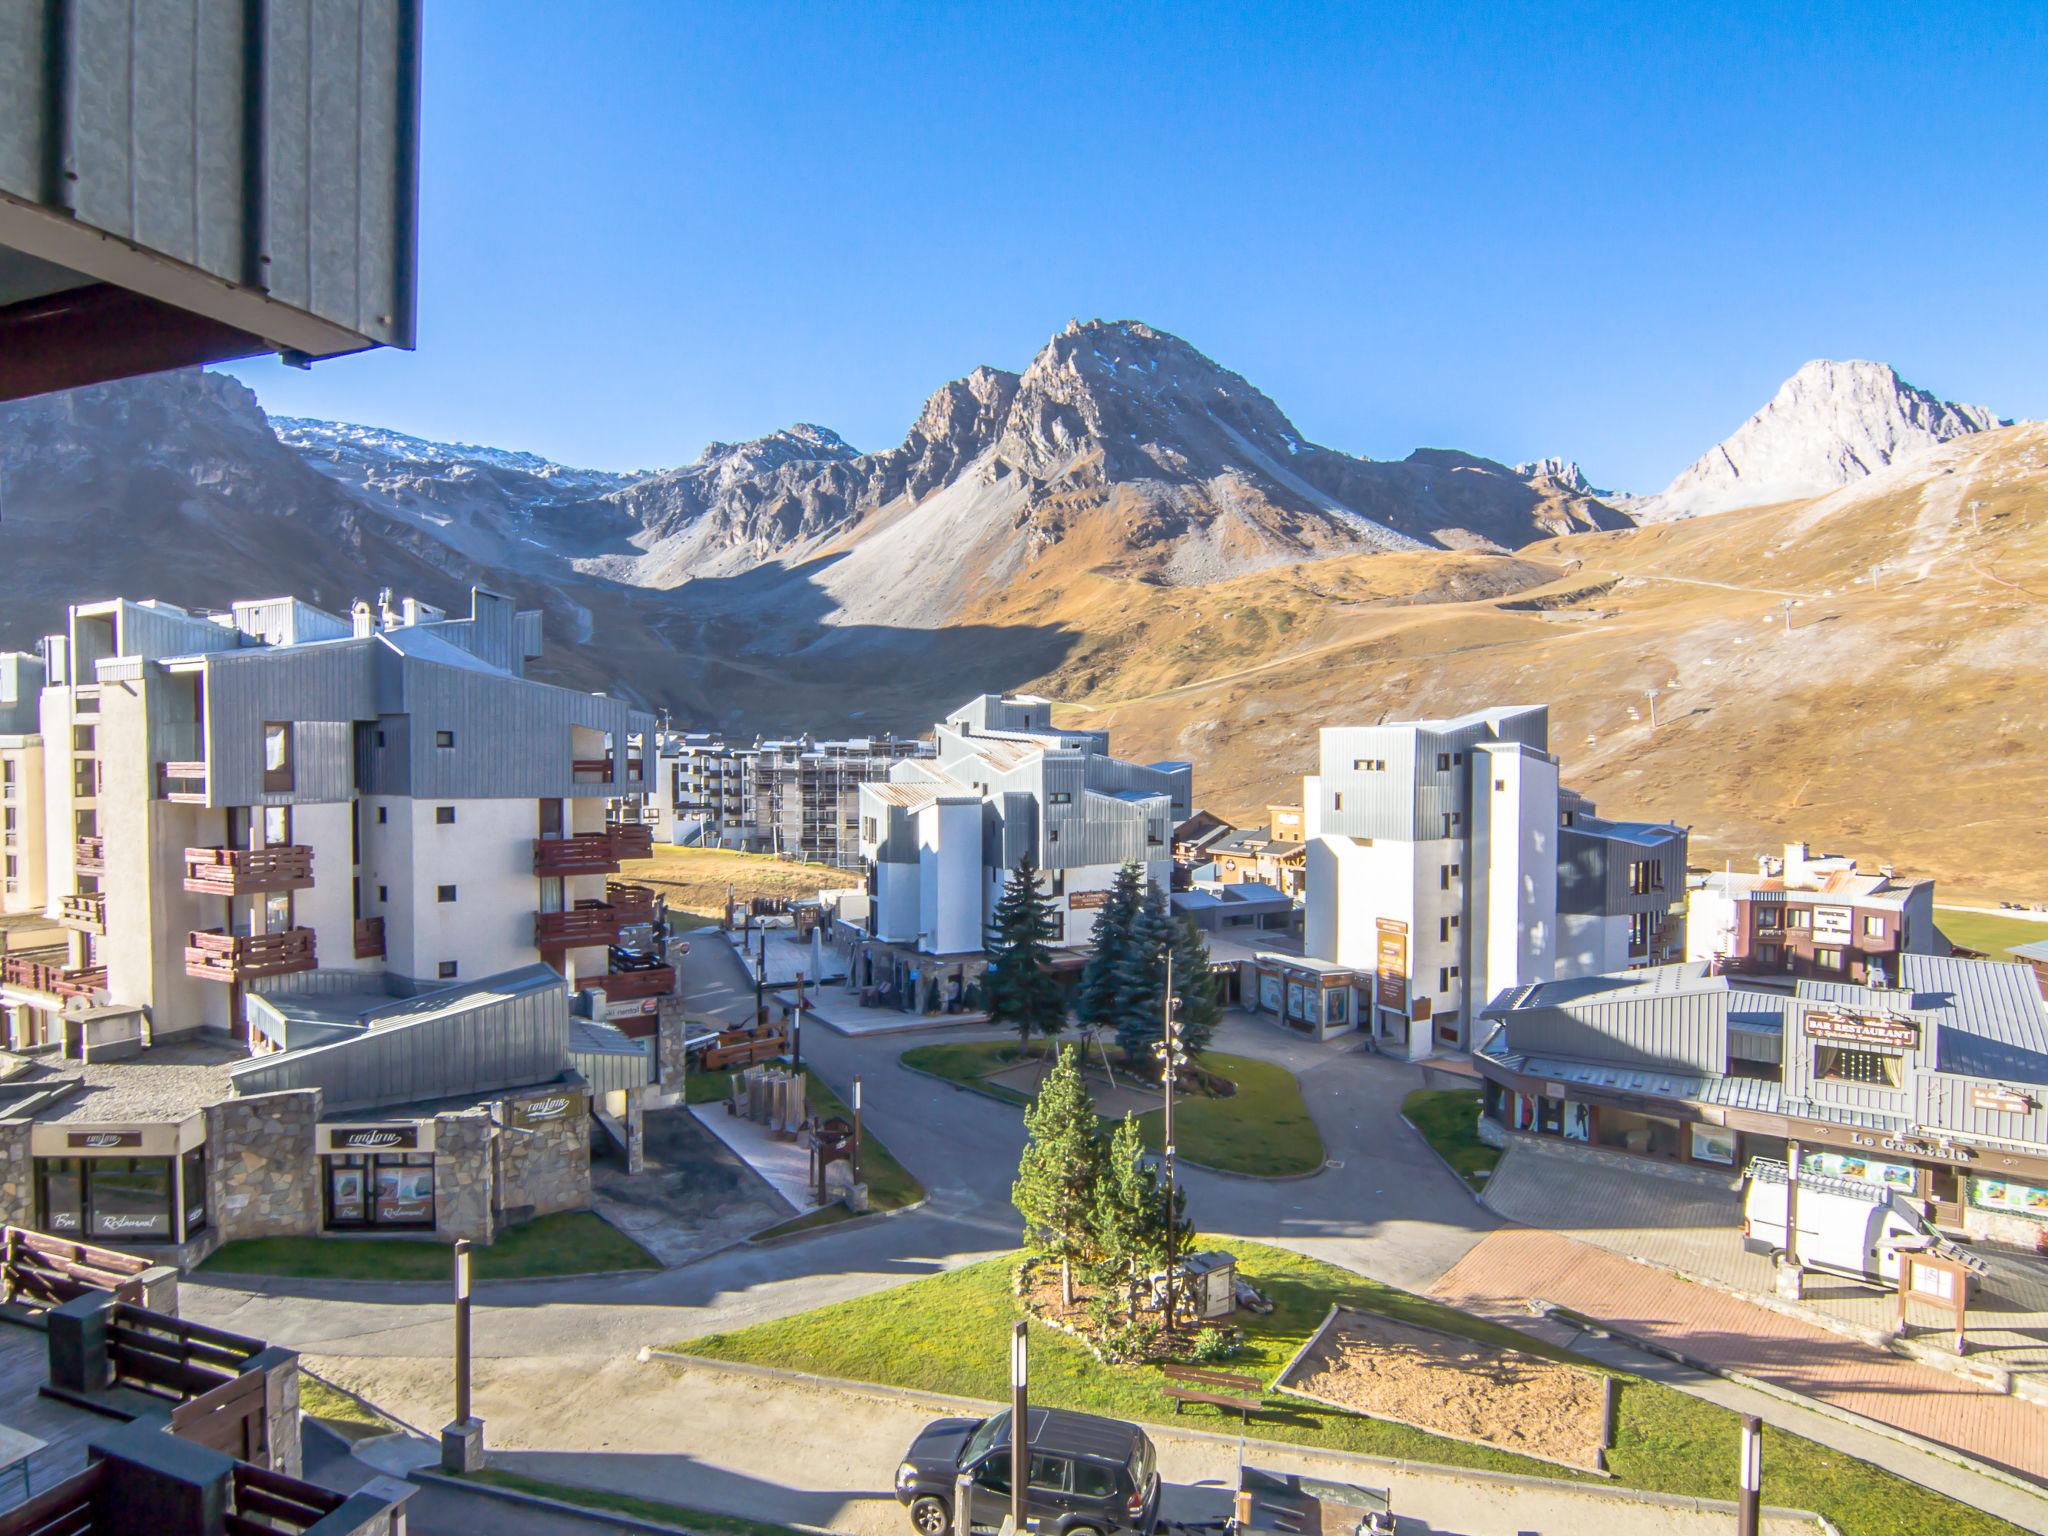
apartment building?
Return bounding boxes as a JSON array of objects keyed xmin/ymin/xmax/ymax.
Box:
[
  {"xmin": 854, "ymin": 694, "xmax": 1190, "ymax": 1005},
  {"xmin": 750, "ymin": 733, "xmax": 931, "ymax": 868},
  {"xmin": 663, "ymin": 732, "xmax": 758, "ymax": 849},
  {"xmin": 0, "ymin": 652, "xmax": 48, "ymax": 915},
  {"xmin": 1686, "ymin": 842, "xmax": 1941, "ymax": 984},
  {"xmin": 1475, "ymin": 955, "xmax": 2048, "ymax": 1248},
  {"xmin": 1302, "ymin": 706, "xmax": 1687, "ymax": 1057},
  {"xmin": 3, "ymin": 586, "xmax": 659, "ymax": 1054},
  {"xmin": 1205, "ymin": 804, "xmax": 1307, "ymax": 897}
]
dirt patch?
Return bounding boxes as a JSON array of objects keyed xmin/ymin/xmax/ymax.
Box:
[{"xmin": 1279, "ymin": 1306, "xmax": 1609, "ymax": 1473}]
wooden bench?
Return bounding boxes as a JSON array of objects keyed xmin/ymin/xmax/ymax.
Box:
[
  {"xmin": 1161, "ymin": 1363, "xmax": 1265, "ymax": 1422},
  {"xmin": 702, "ymin": 1031, "xmax": 786, "ymax": 1071}
]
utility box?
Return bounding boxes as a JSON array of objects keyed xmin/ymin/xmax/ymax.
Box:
[{"xmin": 1168, "ymin": 1250, "xmax": 1239, "ymax": 1321}]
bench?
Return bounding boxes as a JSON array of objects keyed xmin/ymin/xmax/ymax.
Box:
[
  {"xmin": 1160, "ymin": 1363, "xmax": 1265, "ymax": 1422},
  {"xmin": 702, "ymin": 1031, "xmax": 786, "ymax": 1071}
]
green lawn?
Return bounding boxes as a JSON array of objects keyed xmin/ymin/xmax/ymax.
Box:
[
  {"xmin": 673, "ymin": 1238, "xmax": 2023, "ymax": 1536},
  {"xmin": 299, "ymin": 1374, "xmax": 396, "ymax": 1444},
  {"xmin": 458, "ymin": 1468, "xmax": 801, "ymax": 1536},
  {"xmin": 200, "ymin": 1211, "xmax": 659, "ymax": 1282},
  {"xmin": 1935, "ymin": 906, "xmax": 2048, "ymax": 961},
  {"xmin": 689, "ymin": 1062, "xmax": 925, "ymax": 1237},
  {"xmin": 899, "ymin": 1040, "xmax": 1324, "ymax": 1176},
  {"xmin": 1401, "ymin": 1087, "xmax": 1499, "ymax": 1190}
]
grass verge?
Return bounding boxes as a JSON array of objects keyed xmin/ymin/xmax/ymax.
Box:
[
  {"xmin": 619, "ymin": 843, "xmax": 844, "ymax": 925},
  {"xmin": 1401, "ymin": 1087, "xmax": 1498, "ymax": 1190},
  {"xmin": 458, "ymin": 1468, "xmax": 802, "ymax": 1536},
  {"xmin": 688, "ymin": 1063, "xmax": 925, "ymax": 1238},
  {"xmin": 298, "ymin": 1374, "xmax": 395, "ymax": 1444},
  {"xmin": 900, "ymin": 1039, "xmax": 1324, "ymax": 1176},
  {"xmin": 1934, "ymin": 906, "xmax": 2048, "ymax": 961},
  {"xmin": 200, "ymin": 1211, "xmax": 659, "ymax": 1282},
  {"xmin": 673, "ymin": 1238, "xmax": 2023, "ymax": 1536}
]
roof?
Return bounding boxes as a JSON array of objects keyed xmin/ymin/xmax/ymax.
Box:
[
  {"xmin": 996, "ymin": 1406, "xmax": 1147, "ymax": 1462},
  {"xmin": 1172, "ymin": 882, "xmax": 1293, "ymax": 914},
  {"xmin": 967, "ymin": 737, "xmax": 1045, "ymax": 773},
  {"xmin": 1584, "ymin": 818, "xmax": 1685, "ymax": 848},
  {"xmin": 2010, "ymin": 938, "xmax": 2048, "ymax": 964}
]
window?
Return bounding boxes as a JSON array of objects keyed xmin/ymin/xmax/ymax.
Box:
[
  {"xmin": 1439, "ymin": 915, "xmax": 1459, "ymax": 941},
  {"xmin": 262, "ymin": 722, "xmax": 293, "ymax": 792},
  {"xmin": 262, "ymin": 805, "xmax": 290, "ymax": 846},
  {"xmin": 1441, "ymin": 811, "xmax": 1461, "ymax": 835},
  {"xmin": 1814, "ymin": 1045, "xmax": 1901, "ymax": 1089},
  {"xmin": 181, "ymin": 1146, "xmax": 208, "ymax": 1236},
  {"xmin": 1755, "ymin": 906, "xmax": 1781, "ymax": 929},
  {"xmin": 1440, "ymin": 864, "xmax": 1452, "ymax": 890},
  {"xmin": 1047, "ymin": 829, "xmax": 1059, "ymax": 843},
  {"xmin": 1628, "ymin": 859, "xmax": 1656, "ymax": 896},
  {"xmin": 861, "ymin": 816, "xmax": 876, "ymax": 842},
  {"xmin": 437, "ymin": 884, "xmax": 457, "ymax": 903},
  {"xmin": 1629, "ymin": 910, "xmax": 1656, "ymax": 956},
  {"xmin": 1863, "ymin": 914, "xmax": 1886, "ymax": 938},
  {"xmin": 1048, "ymin": 791, "xmax": 1073, "ymax": 805},
  {"xmin": 435, "ymin": 730, "xmax": 455, "ymax": 749},
  {"xmin": 1758, "ymin": 942, "xmax": 1780, "ymax": 965},
  {"xmin": 1069, "ymin": 1461, "xmax": 1116, "ymax": 1498},
  {"xmin": 438, "ymin": 961, "xmax": 458, "ymax": 980},
  {"xmin": 1437, "ymin": 753, "xmax": 1450, "ymax": 771},
  {"xmin": 1787, "ymin": 908, "xmax": 1812, "ymax": 930},
  {"xmin": 1494, "ymin": 778, "xmax": 1505, "ymax": 791},
  {"xmin": 377, "ymin": 805, "xmax": 388, "ymax": 824},
  {"xmin": 377, "ymin": 885, "xmax": 388, "ymax": 903},
  {"xmin": 1815, "ymin": 947, "xmax": 1845, "ymax": 972},
  {"xmin": 435, "ymin": 806, "xmax": 456, "ymax": 825},
  {"xmin": 1439, "ymin": 966, "xmax": 1459, "ymax": 990},
  {"xmin": 1452, "ymin": 751, "xmax": 1464, "ymax": 766},
  {"xmin": 1352, "ymin": 757, "xmax": 1386, "ymax": 772},
  {"xmin": 1332, "ymin": 792, "xmax": 1343, "ymax": 811},
  {"xmin": 375, "ymin": 730, "xmax": 386, "ymax": 748}
]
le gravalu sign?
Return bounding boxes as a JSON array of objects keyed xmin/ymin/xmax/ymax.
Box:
[
  {"xmin": 1803, "ymin": 1008, "xmax": 1919, "ymax": 1051},
  {"xmin": 1971, "ymin": 1084, "xmax": 2038, "ymax": 1116},
  {"xmin": 511, "ymin": 1090, "xmax": 584, "ymax": 1130}
]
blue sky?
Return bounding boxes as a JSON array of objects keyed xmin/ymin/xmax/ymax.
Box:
[{"xmin": 226, "ymin": 1, "xmax": 2045, "ymax": 493}]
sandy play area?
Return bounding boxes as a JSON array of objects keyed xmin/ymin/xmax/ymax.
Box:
[{"xmin": 1279, "ymin": 1306, "xmax": 1611, "ymax": 1473}]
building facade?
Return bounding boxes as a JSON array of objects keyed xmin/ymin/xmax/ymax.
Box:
[
  {"xmin": 1475, "ymin": 955, "xmax": 2048, "ymax": 1248},
  {"xmin": 1686, "ymin": 843, "xmax": 1941, "ymax": 984},
  {"xmin": 0, "ymin": 652, "xmax": 47, "ymax": 914},
  {"xmin": 749, "ymin": 734, "xmax": 931, "ymax": 868},
  {"xmin": 1302, "ymin": 706, "xmax": 1687, "ymax": 1058},
  {"xmin": 853, "ymin": 694, "xmax": 1190, "ymax": 1005},
  {"xmin": 1, "ymin": 587, "xmax": 660, "ymax": 1055}
]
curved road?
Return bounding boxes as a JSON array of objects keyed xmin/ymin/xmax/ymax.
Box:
[{"xmin": 185, "ymin": 936, "xmax": 1495, "ymax": 1361}]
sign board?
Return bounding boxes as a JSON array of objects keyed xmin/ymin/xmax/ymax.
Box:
[
  {"xmin": 1375, "ymin": 918, "xmax": 1408, "ymax": 1010},
  {"xmin": 325, "ymin": 1124, "xmax": 420, "ymax": 1153},
  {"xmin": 511, "ymin": 1089, "xmax": 585, "ymax": 1131},
  {"xmin": 601, "ymin": 995, "xmax": 660, "ymax": 1021},
  {"xmin": 1068, "ymin": 889, "xmax": 1112, "ymax": 911},
  {"xmin": 1971, "ymin": 1085, "xmax": 2037, "ymax": 1116},
  {"xmin": 66, "ymin": 1132, "xmax": 143, "ymax": 1150},
  {"xmin": 1814, "ymin": 905, "xmax": 1854, "ymax": 941},
  {"xmin": 1803, "ymin": 1008, "xmax": 1919, "ymax": 1051}
]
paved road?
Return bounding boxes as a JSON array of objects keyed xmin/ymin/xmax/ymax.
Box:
[{"xmin": 187, "ymin": 936, "xmax": 1495, "ymax": 1361}]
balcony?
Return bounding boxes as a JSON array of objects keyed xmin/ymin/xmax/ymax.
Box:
[
  {"xmin": 0, "ymin": 956, "xmax": 105, "ymax": 1000},
  {"xmin": 606, "ymin": 880, "xmax": 657, "ymax": 922},
  {"xmin": 183, "ymin": 927, "xmax": 316, "ymax": 983},
  {"xmin": 157, "ymin": 760, "xmax": 207, "ymax": 801},
  {"xmin": 576, "ymin": 963, "xmax": 675, "ymax": 1001},
  {"xmin": 75, "ymin": 835, "xmax": 104, "ymax": 873},
  {"xmin": 574, "ymin": 754, "xmax": 646, "ymax": 782},
  {"xmin": 608, "ymin": 820, "xmax": 654, "ymax": 861},
  {"xmin": 533, "ymin": 832, "xmax": 623, "ymax": 877},
  {"xmin": 353, "ymin": 915, "xmax": 385, "ymax": 960},
  {"xmin": 59, "ymin": 892, "xmax": 106, "ymax": 935},
  {"xmin": 182, "ymin": 844, "xmax": 314, "ymax": 896},
  {"xmin": 536, "ymin": 901, "xmax": 625, "ymax": 951}
]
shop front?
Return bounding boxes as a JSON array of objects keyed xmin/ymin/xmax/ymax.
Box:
[
  {"xmin": 1251, "ymin": 955, "xmax": 1357, "ymax": 1041},
  {"xmin": 1479, "ymin": 1074, "xmax": 1786, "ymax": 1173},
  {"xmin": 1783, "ymin": 1118, "xmax": 2048, "ymax": 1242},
  {"xmin": 320, "ymin": 1121, "xmax": 436, "ymax": 1231},
  {"xmin": 30, "ymin": 1121, "xmax": 209, "ymax": 1247}
]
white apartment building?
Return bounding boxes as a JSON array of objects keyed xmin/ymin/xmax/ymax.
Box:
[
  {"xmin": 1, "ymin": 586, "xmax": 659, "ymax": 1054},
  {"xmin": 852, "ymin": 695, "xmax": 1190, "ymax": 1003},
  {"xmin": 1, "ymin": 652, "xmax": 49, "ymax": 915},
  {"xmin": 1303, "ymin": 705, "xmax": 1687, "ymax": 1058}
]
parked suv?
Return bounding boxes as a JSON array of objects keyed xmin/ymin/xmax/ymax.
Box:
[{"xmin": 894, "ymin": 1406, "xmax": 1160, "ymax": 1535}]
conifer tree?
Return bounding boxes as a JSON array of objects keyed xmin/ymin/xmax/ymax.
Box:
[
  {"xmin": 1090, "ymin": 1113, "xmax": 1169, "ymax": 1316},
  {"xmin": 1075, "ymin": 861, "xmax": 1144, "ymax": 1038},
  {"xmin": 1011, "ymin": 1045, "xmax": 1102, "ymax": 1306},
  {"xmin": 984, "ymin": 855, "xmax": 1068, "ymax": 1052},
  {"xmin": 1112, "ymin": 885, "xmax": 1174, "ymax": 1065},
  {"xmin": 1168, "ymin": 914, "xmax": 1222, "ymax": 1057}
]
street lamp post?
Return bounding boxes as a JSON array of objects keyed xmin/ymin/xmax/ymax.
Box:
[
  {"xmin": 440, "ymin": 1238, "xmax": 483, "ymax": 1472},
  {"xmin": 1010, "ymin": 1320, "xmax": 1029, "ymax": 1535},
  {"xmin": 1737, "ymin": 1414, "xmax": 1762, "ymax": 1536},
  {"xmin": 853, "ymin": 1075, "xmax": 864, "ymax": 1180},
  {"xmin": 1152, "ymin": 952, "xmax": 1186, "ymax": 1340}
]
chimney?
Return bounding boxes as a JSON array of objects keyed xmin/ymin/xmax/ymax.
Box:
[
  {"xmin": 350, "ymin": 599, "xmax": 374, "ymax": 639},
  {"xmin": 377, "ymin": 587, "xmax": 398, "ymax": 630}
]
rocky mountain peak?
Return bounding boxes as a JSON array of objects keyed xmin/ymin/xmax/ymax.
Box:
[
  {"xmin": 1515, "ymin": 456, "xmax": 1605, "ymax": 497},
  {"xmin": 1632, "ymin": 358, "xmax": 2010, "ymax": 522}
]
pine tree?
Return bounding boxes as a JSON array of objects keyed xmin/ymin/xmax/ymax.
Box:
[
  {"xmin": 1112, "ymin": 885, "xmax": 1174, "ymax": 1065},
  {"xmin": 1075, "ymin": 861, "xmax": 1144, "ymax": 1035},
  {"xmin": 1168, "ymin": 914, "xmax": 1222, "ymax": 1058},
  {"xmin": 984, "ymin": 855, "xmax": 1068, "ymax": 1052},
  {"xmin": 1011, "ymin": 1044, "xmax": 1102, "ymax": 1307},
  {"xmin": 1090, "ymin": 1114, "xmax": 1166, "ymax": 1316}
]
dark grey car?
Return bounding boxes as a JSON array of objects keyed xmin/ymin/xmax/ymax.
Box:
[{"xmin": 893, "ymin": 1406, "xmax": 1160, "ymax": 1536}]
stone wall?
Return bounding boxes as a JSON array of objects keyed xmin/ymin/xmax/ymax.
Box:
[
  {"xmin": 206, "ymin": 1090, "xmax": 323, "ymax": 1242},
  {"xmin": 432, "ymin": 1109, "xmax": 496, "ymax": 1244},
  {"xmin": 495, "ymin": 1084, "xmax": 589, "ymax": 1222},
  {"xmin": 653, "ymin": 996, "xmax": 690, "ymax": 1106},
  {"xmin": 0, "ymin": 1118, "xmax": 32, "ymax": 1227}
]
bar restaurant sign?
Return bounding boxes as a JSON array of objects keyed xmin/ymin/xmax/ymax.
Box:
[
  {"xmin": 1068, "ymin": 889, "xmax": 1113, "ymax": 911},
  {"xmin": 1803, "ymin": 1008, "xmax": 1919, "ymax": 1051},
  {"xmin": 511, "ymin": 1089, "xmax": 584, "ymax": 1131},
  {"xmin": 327, "ymin": 1124, "xmax": 420, "ymax": 1152},
  {"xmin": 1971, "ymin": 1084, "xmax": 2038, "ymax": 1116}
]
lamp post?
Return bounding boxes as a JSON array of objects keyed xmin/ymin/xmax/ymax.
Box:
[
  {"xmin": 792, "ymin": 976, "xmax": 804, "ymax": 1070},
  {"xmin": 1737, "ymin": 1414, "xmax": 1762, "ymax": 1536},
  {"xmin": 1152, "ymin": 952, "xmax": 1187, "ymax": 1339},
  {"xmin": 440, "ymin": 1238, "xmax": 483, "ymax": 1472},
  {"xmin": 853, "ymin": 1075, "xmax": 864, "ymax": 1181},
  {"xmin": 1009, "ymin": 1320, "xmax": 1029, "ymax": 1536}
]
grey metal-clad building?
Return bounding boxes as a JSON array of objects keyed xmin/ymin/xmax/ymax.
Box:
[
  {"xmin": 1315, "ymin": 706, "xmax": 1548, "ymax": 843},
  {"xmin": 0, "ymin": 0, "xmax": 421, "ymax": 399}
]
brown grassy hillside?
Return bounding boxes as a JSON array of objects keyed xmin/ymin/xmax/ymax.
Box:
[{"xmin": 986, "ymin": 424, "xmax": 2048, "ymax": 903}]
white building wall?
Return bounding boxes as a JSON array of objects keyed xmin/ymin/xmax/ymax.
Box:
[
  {"xmin": 1557, "ymin": 912, "xmax": 1630, "ymax": 978},
  {"xmin": 1472, "ymin": 744, "xmax": 1558, "ymax": 1011},
  {"xmin": 873, "ymin": 862, "xmax": 920, "ymax": 944},
  {"xmin": 1060, "ymin": 862, "xmax": 1119, "ymax": 947},
  {"xmin": 1684, "ymin": 884, "xmax": 1738, "ymax": 963},
  {"xmin": 1, "ymin": 741, "xmax": 46, "ymax": 913},
  {"xmin": 925, "ymin": 797, "xmax": 983, "ymax": 955},
  {"xmin": 290, "ymin": 801, "xmax": 371, "ymax": 977},
  {"xmin": 396, "ymin": 797, "xmax": 539, "ymax": 985}
]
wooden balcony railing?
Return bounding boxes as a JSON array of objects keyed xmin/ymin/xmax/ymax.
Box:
[
  {"xmin": 574, "ymin": 755, "xmax": 646, "ymax": 780},
  {"xmin": 0, "ymin": 956, "xmax": 105, "ymax": 999},
  {"xmin": 75, "ymin": 834, "xmax": 105, "ymax": 873},
  {"xmin": 227, "ymin": 1463, "xmax": 347, "ymax": 1534},
  {"xmin": 59, "ymin": 891, "xmax": 106, "ymax": 934},
  {"xmin": 353, "ymin": 915, "xmax": 385, "ymax": 960},
  {"xmin": 608, "ymin": 821, "xmax": 653, "ymax": 861},
  {"xmin": 184, "ymin": 928, "xmax": 315, "ymax": 983},
  {"xmin": 535, "ymin": 902, "xmax": 624, "ymax": 950},
  {"xmin": 1, "ymin": 1226, "xmax": 150, "ymax": 1310},
  {"xmin": 533, "ymin": 833, "xmax": 622, "ymax": 876},
  {"xmin": 577, "ymin": 963, "xmax": 675, "ymax": 1001},
  {"xmin": 156, "ymin": 760, "xmax": 207, "ymax": 801},
  {"xmin": 605, "ymin": 881, "xmax": 657, "ymax": 922},
  {"xmin": 181, "ymin": 845, "xmax": 314, "ymax": 896}
]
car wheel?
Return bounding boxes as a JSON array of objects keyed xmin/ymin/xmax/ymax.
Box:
[{"xmin": 907, "ymin": 1495, "xmax": 950, "ymax": 1536}]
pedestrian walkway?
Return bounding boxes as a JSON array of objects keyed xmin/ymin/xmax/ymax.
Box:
[
  {"xmin": 797, "ymin": 985, "xmax": 987, "ymax": 1036},
  {"xmin": 1431, "ymin": 1224, "xmax": 2048, "ymax": 1485}
]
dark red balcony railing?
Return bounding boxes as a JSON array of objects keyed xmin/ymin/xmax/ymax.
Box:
[
  {"xmin": 182, "ymin": 845, "xmax": 314, "ymax": 896},
  {"xmin": 535, "ymin": 902, "xmax": 624, "ymax": 950},
  {"xmin": 183, "ymin": 928, "xmax": 315, "ymax": 983}
]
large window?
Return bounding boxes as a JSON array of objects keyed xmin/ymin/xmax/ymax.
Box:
[
  {"xmin": 181, "ymin": 1146, "xmax": 208, "ymax": 1237},
  {"xmin": 1813, "ymin": 1045, "xmax": 1902, "ymax": 1089},
  {"xmin": 262, "ymin": 723, "xmax": 293, "ymax": 793},
  {"xmin": 37, "ymin": 1157, "xmax": 186, "ymax": 1243},
  {"xmin": 325, "ymin": 1153, "xmax": 435, "ymax": 1230}
]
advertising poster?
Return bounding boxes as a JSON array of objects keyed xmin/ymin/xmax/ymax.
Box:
[
  {"xmin": 1564, "ymin": 1101, "xmax": 1592, "ymax": 1142},
  {"xmin": 1800, "ymin": 1148, "xmax": 1916, "ymax": 1191},
  {"xmin": 375, "ymin": 1164, "xmax": 434, "ymax": 1223},
  {"xmin": 1286, "ymin": 981, "xmax": 1308, "ymax": 1021},
  {"xmin": 1259, "ymin": 972, "xmax": 1283, "ymax": 1012},
  {"xmin": 330, "ymin": 1167, "xmax": 366, "ymax": 1223},
  {"xmin": 1690, "ymin": 1125, "xmax": 1738, "ymax": 1165},
  {"xmin": 1374, "ymin": 918, "xmax": 1408, "ymax": 1010},
  {"xmin": 1971, "ymin": 1178, "xmax": 2048, "ymax": 1217}
]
